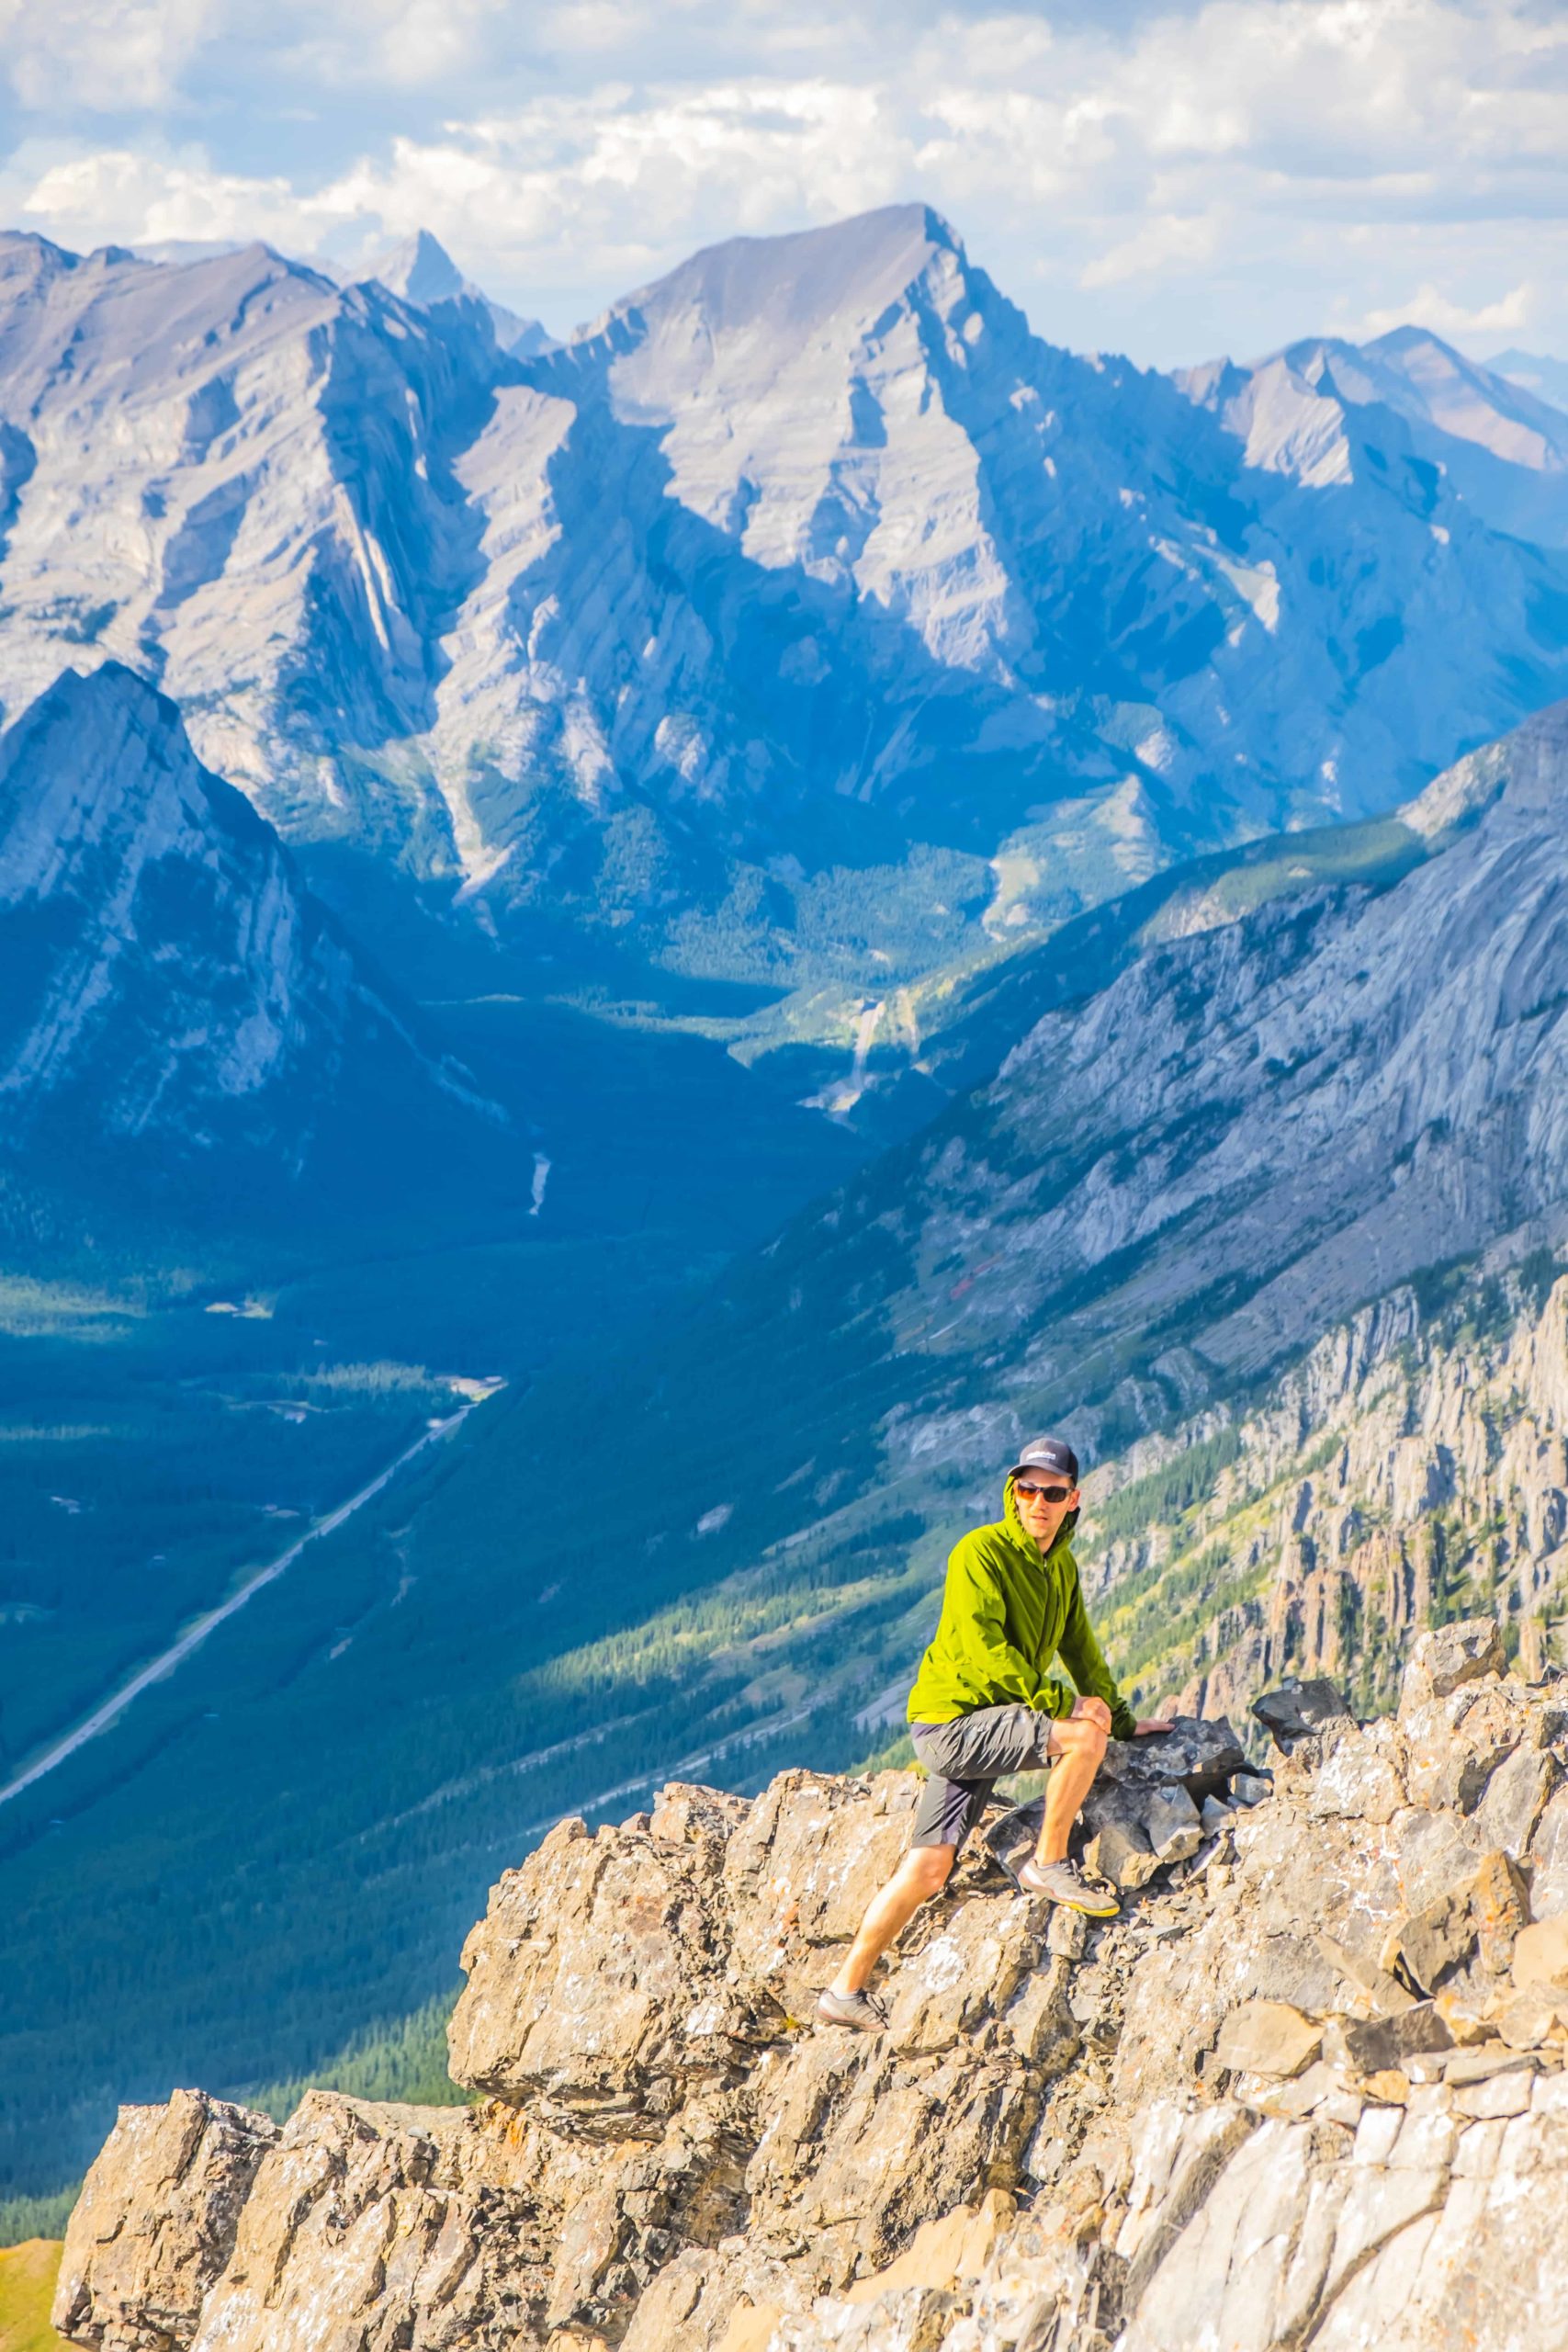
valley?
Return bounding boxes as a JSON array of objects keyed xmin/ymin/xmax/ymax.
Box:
[{"xmin": 5, "ymin": 200, "xmax": 1568, "ymax": 2233}]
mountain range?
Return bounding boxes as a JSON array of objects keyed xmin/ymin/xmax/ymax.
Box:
[
  {"xmin": 3, "ymin": 208, "xmax": 1567, "ymax": 1040},
  {"xmin": 5, "ymin": 198, "xmax": 1568, "ymax": 2218}
]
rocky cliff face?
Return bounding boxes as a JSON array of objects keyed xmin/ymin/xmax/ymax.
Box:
[
  {"xmin": 0, "ymin": 661, "xmax": 512, "ymax": 1218},
  {"xmin": 53, "ymin": 1623, "xmax": 1568, "ymax": 2350},
  {"xmin": 1079, "ymin": 1260, "xmax": 1568, "ymax": 1727}
]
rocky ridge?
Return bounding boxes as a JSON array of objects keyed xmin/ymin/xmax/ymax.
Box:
[{"xmin": 53, "ymin": 1622, "xmax": 1568, "ymax": 2350}]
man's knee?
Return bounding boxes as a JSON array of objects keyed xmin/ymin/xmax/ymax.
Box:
[
  {"xmin": 1052, "ymin": 1714, "xmax": 1109, "ymax": 1764},
  {"xmin": 904, "ymin": 1842, "xmax": 956, "ymax": 1895}
]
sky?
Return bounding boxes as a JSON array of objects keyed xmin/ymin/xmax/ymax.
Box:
[{"xmin": 0, "ymin": 0, "xmax": 1563, "ymax": 367}]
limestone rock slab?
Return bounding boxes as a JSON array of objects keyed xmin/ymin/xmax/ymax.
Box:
[
  {"xmin": 53, "ymin": 2088, "xmax": 277, "ymax": 2351},
  {"xmin": 447, "ymin": 1814, "xmax": 775, "ymax": 2130}
]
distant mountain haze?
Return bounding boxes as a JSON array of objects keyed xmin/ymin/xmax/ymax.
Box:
[
  {"xmin": 1487, "ymin": 347, "xmax": 1568, "ymax": 418},
  {"xmin": 1179, "ymin": 325, "xmax": 1568, "ymax": 548}
]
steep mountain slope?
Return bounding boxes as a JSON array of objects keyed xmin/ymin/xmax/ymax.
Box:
[
  {"xmin": 0, "ymin": 232, "xmax": 501, "ymax": 855},
  {"xmin": 1081, "ymin": 1254, "xmax": 1568, "ymax": 1726},
  {"xmin": 0, "ymin": 661, "xmax": 515, "ymax": 1227},
  {"xmin": 4, "ymin": 215, "xmax": 1568, "ymax": 1020},
  {"xmin": 1488, "ymin": 346, "xmax": 1568, "ymax": 417},
  {"xmin": 3, "ymin": 704, "xmax": 1562, "ymax": 2210}
]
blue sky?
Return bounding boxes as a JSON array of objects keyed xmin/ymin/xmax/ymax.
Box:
[{"xmin": 1, "ymin": 0, "xmax": 1562, "ymax": 365}]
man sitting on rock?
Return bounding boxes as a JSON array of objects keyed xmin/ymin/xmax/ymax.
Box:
[{"xmin": 818, "ymin": 1435, "xmax": 1171, "ymax": 2031}]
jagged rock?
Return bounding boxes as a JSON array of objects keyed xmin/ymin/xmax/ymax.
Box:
[
  {"xmin": 722, "ymin": 1770, "xmax": 922, "ymax": 2016},
  {"xmin": 984, "ymin": 1715, "xmax": 1242, "ymax": 1893},
  {"xmin": 1332, "ymin": 2000, "xmax": 1453, "ymax": 2075},
  {"xmin": 180, "ymin": 2094, "xmax": 551, "ymax": 2352},
  {"xmin": 1381, "ymin": 1849, "xmax": 1529, "ymax": 1997},
  {"xmin": 1401, "ymin": 1617, "xmax": 1508, "ymax": 1708},
  {"xmin": 1094, "ymin": 1718, "xmax": 1247, "ymax": 1797},
  {"xmin": 1076, "ymin": 1781, "xmax": 1204, "ymax": 1892},
  {"xmin": 1250, "ymin": 1677, "xmax": 1354, "ymax": 1752},
  {"xmin": 446, "ymin": 1812, "xmax": 782, "ymax": 2132},
  {"xmin": 1526, "ymin": 1784, "xmax": 1568, "ymax": 1917},
  {"xmin": 1495, "ymin": 1991, "xmax": 1562, "ymax": 2049},
  {"xmin": 52, "ymin": 2089, "xmax": 277, "ymax": 2350},
  {"xmin": 1231, "ymin": 1771, "xmax": 1273, "ymax": 1806},
  {"xmin": 1307, "ymin": 1718, "xmax": 1408, "ymax": 1824},
  {"xmin": 53, "ymin": 1651, "xmax": 1568, "ymax": 2352},
  {"xmin": 1213, "ymin": 2001, "xmax": 1323, "ymax": 2078}
]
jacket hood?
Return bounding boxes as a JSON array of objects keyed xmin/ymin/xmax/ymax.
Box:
[{"xmin": 1003, "ymin": 1472, "xmax": 1079, "ymax": 1559}]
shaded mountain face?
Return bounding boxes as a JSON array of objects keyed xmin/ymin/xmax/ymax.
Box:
[
  {"xmin": 0, "ymin": 662, "xmax": 515, "ymax": 1227},
  {"xmin": 3, "ymin": 214, "xmax": 1568, "ymax": 1006}
]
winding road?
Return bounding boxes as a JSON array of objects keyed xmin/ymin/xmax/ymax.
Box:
[{"xmin": 0, "ymin": 1392, "xmax": 495, "ymax": 1812}]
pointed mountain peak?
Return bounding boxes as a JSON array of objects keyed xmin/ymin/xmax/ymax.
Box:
[
  {"xmin": 0, "ymin": 660, "xmax": 265, "ymax": 854},
  {"xmin": 1364, "ymin": 322, "xmax": 1463, "ymax": 361},
  {"xmin": 9, "ymin": 657, "xmax": 180, "ymax": 746},
  {"xmin": 373, "ymin": 228, "xmax": 466, "ymax": 307}
]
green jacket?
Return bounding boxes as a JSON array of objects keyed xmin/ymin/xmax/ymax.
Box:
[{"xmin": 907, "ymin": 1476, "xmax": 1137, "ymax": 1739}]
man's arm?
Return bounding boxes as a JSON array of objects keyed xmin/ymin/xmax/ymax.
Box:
[{"xmin": 1056, "ymin": 1564, "xmax": 1139, "ymax": 1740}]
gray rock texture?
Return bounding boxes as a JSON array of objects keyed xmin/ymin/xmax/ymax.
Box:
[{"xmin": 54, "ymin": 1641, "xmax": 1568, "ymax": 2352}]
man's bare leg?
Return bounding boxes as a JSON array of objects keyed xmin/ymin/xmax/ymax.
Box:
[
  {"xmin": 826, "ymin": 1697, "xmax": 1116, "ymax": 2009},
  {"xmin": 1035, "ymin": 1700, "xmax": 1111, "ymax": 1865},
  {"xmin": 827, "ymin": 1844, "xmax": 955, "ymax": 1998}
]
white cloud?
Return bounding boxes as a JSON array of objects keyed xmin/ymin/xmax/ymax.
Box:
[
  {"xmin": 15, "ymin": 145, "xmax": 313, "ymax": 250},
  {"xmin": 1343, "ymin": 280, "xmax": 1536, "ymax": 342},
  {"xmin": 0, "ymin": 0, "xmax": 217, "ymax": 110},
  {"xmin": 3, "ymin": 0, "xmax": 1566, "ymax": 365},
  {"xmin": 1080, "ymin": 209, "xmax": 1224, "ymax": 289}
]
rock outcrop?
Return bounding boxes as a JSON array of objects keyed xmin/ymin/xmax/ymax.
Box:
[
  {"xmin": 0, "ymin": 662, "xmax": 512, "ymax": 1209},
  {"xmin": 54, "ymin": 1628, "xmax": 1568, "ymax": 2350}
]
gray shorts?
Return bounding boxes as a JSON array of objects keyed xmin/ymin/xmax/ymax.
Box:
[{"xmin": 908, "ymin": 1704, "xmax": 1064, "ymax": 1851}]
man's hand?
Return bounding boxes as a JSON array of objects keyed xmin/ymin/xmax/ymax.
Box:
[
  {"xmin": 1071, "ymin": 1695, "xmax": 1113, "ymax": 1732},
  {"xmin": 1133, "ymin": 1718, "xmax": 1177, "ymax": 1736}
]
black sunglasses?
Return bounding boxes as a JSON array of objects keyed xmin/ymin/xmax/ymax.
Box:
[{"xmin": 1015, "ymin": 1479, "xmax": 1072, "ymax": 1503}]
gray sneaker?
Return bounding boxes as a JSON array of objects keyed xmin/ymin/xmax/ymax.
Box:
[
  {"xmin": 815, "ymin": 1986, "xmax": 889, "ymax": 2032},
  {"xmin": 1017, "ymin": 1858, "xmax": 1120, "ymax": 1917}
]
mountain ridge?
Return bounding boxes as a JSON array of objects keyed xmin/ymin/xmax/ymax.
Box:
[
  {"xmin": 0, "ymin": 661, "xmax": 519, "ymax": 1227},
  {"xmin": 4, "ymin": 209, "xmax": 1568, "ymax": 1037},
  {"xmin": 46, "ymin": 1630, "xmax": 1568, "ymax": 2352}
]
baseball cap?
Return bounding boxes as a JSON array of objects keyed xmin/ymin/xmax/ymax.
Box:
[{"xmin": 1009, "ymin": 1435, "xmax": 1079, "ymax": 1485}]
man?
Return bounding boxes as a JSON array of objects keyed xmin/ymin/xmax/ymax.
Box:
[{"xmin": 817, "ymin": 1435, "xmax": 1172, "ymax": 2031}]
